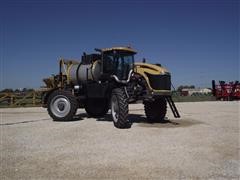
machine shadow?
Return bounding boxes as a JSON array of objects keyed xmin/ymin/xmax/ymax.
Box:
[
  {"xmin": 54, "ymin": 113, "xmax": 89, "ymax": 122},
  {"xmin": 97, "ymin": 113, "xmax": 180, "ymax": 125},
  {"xmin": 60, "ymin": 112, "xmax": 201, "ymax": 128},
  {"xmin": 72, "ymin": 113, "xmax": 89, "ymax": 121}
]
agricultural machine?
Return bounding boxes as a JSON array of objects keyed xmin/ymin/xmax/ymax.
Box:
[
  {"xmin": 212, "ymin": 80, "xmax": 240, "ymax": 101},
  {"xmin": 42, "ymin": 47, "xmax": 180, "ymax": 128}
]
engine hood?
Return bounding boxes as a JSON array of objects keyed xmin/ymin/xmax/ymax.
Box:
[{"xmin": 134, "ymin": 62, "xmax": 170, "ymax": 75}]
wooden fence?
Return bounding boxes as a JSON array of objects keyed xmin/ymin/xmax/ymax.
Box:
[
  {"xmin": 0, "ymin": 91, "xmax": 42, "ymax": 107},
  {"xmin": 0, "ymin": 90, "xmax": 216, "ymax": 108}
]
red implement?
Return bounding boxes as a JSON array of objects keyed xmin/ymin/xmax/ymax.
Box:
[{"xmin": 212, "ymin": 80, "xmax": 240, "ymax": 101}]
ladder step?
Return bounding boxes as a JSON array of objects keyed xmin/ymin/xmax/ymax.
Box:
[{"xmin": 165, "ymin": 96, "xmax": 180, "ymax": 118}]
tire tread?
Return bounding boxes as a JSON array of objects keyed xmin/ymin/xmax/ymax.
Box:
[
  {"xmin": 144, "ymin": 98, "xmax": 167, "ymax": 123},
  {"xmin": 112, "ymin": 88, "xmax": 131, "ymax": 128}
]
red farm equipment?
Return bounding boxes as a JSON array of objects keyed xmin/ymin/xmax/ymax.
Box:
[{"xmin": 212, "ymin": 80, "xmax": 240, "ymax": 101}]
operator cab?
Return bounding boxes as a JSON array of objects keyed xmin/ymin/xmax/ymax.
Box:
[{"xmin": 98, "ymin": 47, "xmax": 136, "ymax": 82}]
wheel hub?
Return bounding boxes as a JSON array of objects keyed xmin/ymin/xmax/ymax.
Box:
[
  {"xmin": 50, "ymin": 96, "xmax": 71, "ymax": 118},
  {"xmin": 58, "ymin": 103, "xmax": 65, "ymax": 111}
]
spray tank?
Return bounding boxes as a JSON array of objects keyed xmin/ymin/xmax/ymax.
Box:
[
  {"xmin": 69, "ymin": 60, "xmax": 101, "ymax": 84},
  {"xmin": 58, "ymin": 56, "xmax": 102, "ymax": 85}
]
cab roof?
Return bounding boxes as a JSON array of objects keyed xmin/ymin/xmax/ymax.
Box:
[{"xmin": 99, "ymin": 47, "xmax": 137, "ymax": 54}]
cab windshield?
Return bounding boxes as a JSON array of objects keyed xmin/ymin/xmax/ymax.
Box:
[{"xmin": 103, "ymin": 52, "xmax": 134, "ymax": 80}]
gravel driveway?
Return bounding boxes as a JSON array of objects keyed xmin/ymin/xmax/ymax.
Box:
[{"xmin": 0, "ymin": 101, "xmax": 239, "ymax": 179}]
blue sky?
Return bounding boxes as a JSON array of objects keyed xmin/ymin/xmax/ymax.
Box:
[{"xmin": 0, "ymin": 0, "xmax": 239, "ymax": 90}]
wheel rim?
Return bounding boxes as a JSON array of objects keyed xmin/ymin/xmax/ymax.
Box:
[
  {"xmin": 50, "ymin": 95, "xmax": 71, "ymax": 118},
  {"xmin": 111, "ymin": 95, "xmax": 119, "ymax": 123}
]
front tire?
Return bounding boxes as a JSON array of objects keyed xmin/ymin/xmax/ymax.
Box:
[
  {"xmin": 144, "ymin": 97, "xmax": 167, "ymax": 123},
  {"xmin": 111, "ymin": 88, "xmax": 131, "ymax": 129},
  {"xmin": 47, "ymin": 90, "xmax": 78, "ymax": 121}
]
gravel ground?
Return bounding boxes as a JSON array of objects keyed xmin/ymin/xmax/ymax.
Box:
[{"xmin": 0, "ymin": 101, "xmax": 239, "ymax": 179}]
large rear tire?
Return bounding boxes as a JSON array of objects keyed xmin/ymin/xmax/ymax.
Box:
[
  {"xmin": 111, "ymin": 88, "xmax": 131, "ymax": 129},
  {"xmin": 144, "ymin": 97, "xmax": 167, "ymax": 123},
  {"xmin": 85, "ymin": 98, "xmax": 109, "ymax": 118},
  {"xmin": 47, "ymin": 90, "xmax": 78, "ymax": 121}
]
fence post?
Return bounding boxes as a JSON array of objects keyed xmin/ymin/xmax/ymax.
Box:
[
  {"xmin": 10, "ymin": 95, "xmax": 14, "ymax": 105},
  {"xmin": 33, "ymin": 92, "xmax": 36, "ymax": 106}
]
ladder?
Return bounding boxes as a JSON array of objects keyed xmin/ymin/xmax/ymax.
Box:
[{"xmin": 165, "ymin": 96, "xmax": 180, "ymax": 118}]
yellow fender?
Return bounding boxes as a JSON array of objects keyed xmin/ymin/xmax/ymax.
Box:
[{"xmin": 134, "ymin": 62, "xmax": 171, "ymax": 94}]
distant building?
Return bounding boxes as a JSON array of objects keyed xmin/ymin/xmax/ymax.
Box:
[
  {"xmin": 181, "ymin": 88, "xmax": 212, "ymax": 96},
  {"xmin": 199, "ymin": 88, "xmax": 212, "ymax": 94}
]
